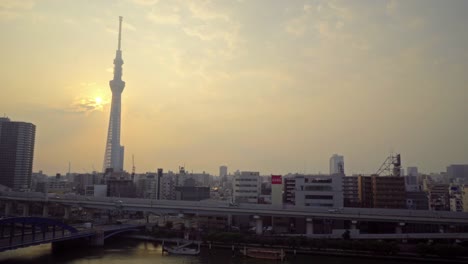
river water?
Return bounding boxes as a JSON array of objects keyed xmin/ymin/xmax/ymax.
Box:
[{"xmin": 0, "ymin": 239, "xmax": 415, "ymax": 264}]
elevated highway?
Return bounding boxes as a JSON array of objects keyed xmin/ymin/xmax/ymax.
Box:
[{"xmin": 1, "ymin": 191, "xmax": 468, "ymax": 225}]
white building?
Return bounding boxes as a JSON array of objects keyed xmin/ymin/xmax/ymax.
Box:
[
  {"xmin": 294, "ymin": 174, "xmax": 343, "ymax": 208},
  {"xmin": 329, "ymin": 154, "xmax": 345, "ymax": 175},
  {"xmin": 233, "ymin": 171, "xmax": 260, "ymax": 203}
]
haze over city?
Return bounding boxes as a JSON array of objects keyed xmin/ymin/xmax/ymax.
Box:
[{"xmin": 1, "ymin": 0, "xmax": 467, "ymax": 175}]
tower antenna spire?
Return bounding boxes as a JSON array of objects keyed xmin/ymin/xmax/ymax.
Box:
[{"xmin": 118, "ymin": 16, "xmax": 123, "ymax": 51}]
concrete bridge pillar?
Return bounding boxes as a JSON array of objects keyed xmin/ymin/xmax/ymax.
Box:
[
  {"xmin": 4, "ymin": 202, "xmax": 12, "ymax": 216},
  {"xmin": 396, "ymin": 222, "xmax": 405, "ymax": 234},
  {"xmin": 306, "ymin": 217, "xmax": 314, "ymax": 238},
  {"xmin": 22, "ymin": 203, "xmax": 30, "ymax": 217},
  {"xmin": 89, "ymin": 230, "xmax": 104, "ymax": 246},
  {"xmin": 227, "ymin": 214, "xmax": 232, "ymax": 228},
  {"xmin": 254, "ymin": 215, "xmax": 262, "ymax": 235},
  {"xmin": 64, "ymin": 206, "xmax": 71, "ymax": 220},
  {"xmin": 158, "ymin": 215, "xmax": 166, "ymax": 227},
  {"xmin": 42, "ymin": 204, "xmax": 49, "ymax": 217},
  {"xmin": 144, "ymin": 212, "xmax": 149, "ymax": 224}
]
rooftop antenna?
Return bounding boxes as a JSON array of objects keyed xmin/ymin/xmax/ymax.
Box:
[
  {"xmin": 68, "ymin": 161, "xmax": 71, "ymax": 175},
  {"xmin": 118, "ymin": 16, "xmax": 123, "ymax": 51}
]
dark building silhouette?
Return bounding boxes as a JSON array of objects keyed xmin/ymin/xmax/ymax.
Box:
[
  {"xmin": 175, "ymin": 186, "xmax": 210, "ymax": 201},
  {"xmin": 0, "ymin": 117, "xmax": 35, "ymax": 191},
  {"xmin": 107, "ymin": 179, "xmax": 136, "ymax": 198},
  {"xmin": 355, "ymin": 175, "xmax": 406, "ymax": 209}
]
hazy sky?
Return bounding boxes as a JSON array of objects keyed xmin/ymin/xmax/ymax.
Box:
[{"xmin": 1, "ymin": 0, "xmax": 467, "ymax": 176}]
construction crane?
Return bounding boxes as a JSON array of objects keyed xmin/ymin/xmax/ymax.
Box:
[
  {"xmin": 375, "ymin": 153, "xmax": 401, "ymax": 176},
  {"xmin": 131, "ymin": 154, "xmax": 136, "ymax": 180}
]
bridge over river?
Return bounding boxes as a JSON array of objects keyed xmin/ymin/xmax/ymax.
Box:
[{"xmin": 0, "ymin": 217, "xmax": 144, "ymax": 252}]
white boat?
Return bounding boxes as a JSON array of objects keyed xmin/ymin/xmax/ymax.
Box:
[{"xmin": 162, "ymin": 242, "xmax": 200, "ymax": 256}]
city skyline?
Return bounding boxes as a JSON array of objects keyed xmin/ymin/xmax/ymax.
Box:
[{"xmin": 1, "ymin": 0, "xmax": 468, "ymax": 175}]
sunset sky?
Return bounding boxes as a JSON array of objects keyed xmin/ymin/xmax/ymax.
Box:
[{"xmin": 1, "ymin": 0, "xmax": 467, "ymax": 176}]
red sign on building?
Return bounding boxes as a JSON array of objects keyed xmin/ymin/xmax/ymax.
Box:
[{"xmin": 271, "ymin": 175, "xmax": 282, "ymax": 184}]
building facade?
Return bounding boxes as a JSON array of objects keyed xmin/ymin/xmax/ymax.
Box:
[
  {"xmin": 0, "ymin": 117, "xmax": 36, "ymax": 191},
  {"xmin": 175, "ymin": 186, "xmax": 210, "ymax": 201},
  {"xmin": 329, "ymin": 154, "xmax": 344, "ymax": 175},
  {"xmin": 233, "ymin": 171, "xmax": 260, "ymax": 203},
  {"xmin": 343, "ymin": 176, "xmax": 360, "ymax": 207},
  {"xmin": 447, "ymin": 165, "xmax": 468, "ymax": 181},
  {"xmin": 356, "ymin": 175, "xmax": 406, "ymax": 209},
  {"xmin": 371, "ymin": 176, "xmax": 406, "ymax": 209},
  {"xmin": 293, "ymin": 174, "xmax": 343, "ymax": 208}
]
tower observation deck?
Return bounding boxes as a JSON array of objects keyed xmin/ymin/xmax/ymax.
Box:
[{"xmin": 103, "ymin": 16, "xmax": 125, "ymax": 172}]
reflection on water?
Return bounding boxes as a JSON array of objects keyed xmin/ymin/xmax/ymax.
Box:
[{"xmin": 0, "ymin": 239, "xmax": 414, "ymax": 264}]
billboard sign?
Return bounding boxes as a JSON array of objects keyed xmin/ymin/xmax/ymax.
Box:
[{"xmin": 271, "ymin": 175, "xmax": 282, "ymax": 185}]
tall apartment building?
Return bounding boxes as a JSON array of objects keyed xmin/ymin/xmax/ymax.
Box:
[
  {"xmin": 447, "ymin": 165, "xmax": 468, "ymax": 181},
  {"xmin": 284, "ymin": 176, "xmax": 296, "ymax": 204},
  {"xmin": 160, "ymin": 172, "xmax": 176, "ymax": 200},
  {"xmin": 371, "ymin": 176, "xmax": 406, "ymax": 208},
  {"xmin": 0, "ymin": 117, "xmax": 36, "ymax": 191},
  {"xmin": 343, "ymin": 176, "xmax": 360, "ymax": 207},
  {"xmin": 428, "ymin": 184, "xmax": 450, "ymax": 211},
  {"xmin": 354, "ymin": 175, "xmax": 405, "ymax": 209},
  {"xmin": 233, "ymin": 171, "xmax": 260, "ymax": 203},
  {"xmin": 329, "ymin": 154, "xmax": 344, "ymax": 175}
]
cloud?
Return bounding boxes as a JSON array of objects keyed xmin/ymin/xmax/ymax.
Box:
[
  {"xmin": 147, "ymin": 10, "xmax": 181, "ymax": 25},
  {"xmin": 0, "ymin": 0, "xmax": 35, "ymax": 20},
  {"xmin": 187, "ymin": 0, "xmax": 229, "ymax": 22},
  {"xmin": 0, "ymin": 0, "xmax": 35, "ymax": 10},
  {"xmin": 123, "ymin": 21, "xmax": 137, "ymax": 31},
  {"xmin": 68, "ymin": 97, "xmax": 108, "ymax": 114},
  {"xmin": 130, "ymin": 0, "xmax": 159, "ymax": 6}
]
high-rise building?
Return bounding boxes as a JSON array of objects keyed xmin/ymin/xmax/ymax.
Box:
[
  {"xmin": 407, "ymin": 166, "xmax": 418, "ymax": 177},
  {"xmin": 329, "ymin": 154, "xmax": 344, "ymax": 175},
  {"xmin": 103, "ymin": 16, "xmax": 126, "ymax": 172},
  {"xmin": 219, "ymin": 165, "xmax": 228, "ymax": 177},
  {"xmin": 0, "ymin": 117, "xmax": 36, "ymax": 191},
  {"xmin": 446, "ymin": 165, "xmax": 468, "ymax": 180}
]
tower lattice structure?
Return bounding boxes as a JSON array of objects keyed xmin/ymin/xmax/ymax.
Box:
[{"xmin": 103, "ymin": 16, "xmax": 125, "ymax": 172}]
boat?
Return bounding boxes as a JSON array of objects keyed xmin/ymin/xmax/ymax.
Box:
[
  {"xmin": 162, "ymin": 241, "xmax": 200, "ymax": 256},
  {"xmin": 240, "ymin": 247, "xmax": 286, "ymax": 261}
]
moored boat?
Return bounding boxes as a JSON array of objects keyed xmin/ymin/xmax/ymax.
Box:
[
  {"xmin": 240, "ymin": 247, "xmax": 286, "ymax": 261},
  {"xmin": 162, "ymin": 241, "xmax": 200, "ymax": 256},
  {"xmin": 163, "ymin": 245, "xmax": 200, "ymax": 255}
]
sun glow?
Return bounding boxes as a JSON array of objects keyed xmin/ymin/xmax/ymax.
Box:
[{"xmin": 95, "ymin": 97, "xmax": 103, "ymax": 105}]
